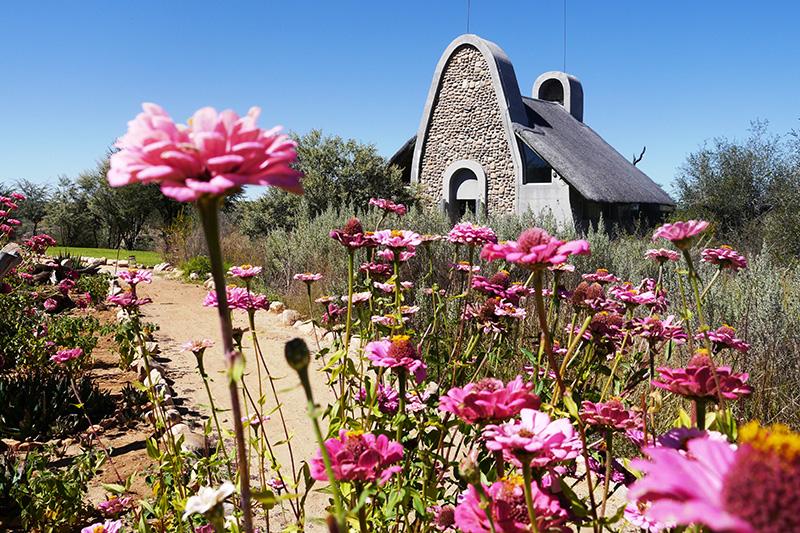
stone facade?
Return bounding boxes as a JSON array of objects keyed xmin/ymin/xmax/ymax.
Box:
[{"xmin": 417, "ymin": 45, "xmax": 517, "ymax": 215}]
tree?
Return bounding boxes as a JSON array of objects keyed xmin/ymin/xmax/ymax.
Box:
[
  {"xmin": 46, "ymin": 176, "xmax": 94, "ymax": 247},
  {"xmin": 14, "ymin": 179, "xmax": 50, "ymax": 234},
  {"xmin": 237, "ymin": 130, "xmax": 413, "ymax": 237}
]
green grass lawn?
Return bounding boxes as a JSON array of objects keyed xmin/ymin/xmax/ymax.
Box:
[{"xmin": 46, "ymin": 246, "xmax": 163, "ymax": 267}]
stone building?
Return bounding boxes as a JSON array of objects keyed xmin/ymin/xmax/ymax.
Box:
[{"xmin": 390, "ymin": 34, "xmax": 675, "ymax": 229}]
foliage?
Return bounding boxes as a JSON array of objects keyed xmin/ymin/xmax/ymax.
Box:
[
  {"xmin": 47, "ymin": 246, "xmax": 163, "ymax": 267},
  {"xmin": 180, "ymin": 255, "xmax": 213, "ymax": 280},
  {"xmin": 13, "ymin": 178, "xmax": 51, "ymax": 235},
  {"xmin": 74, "ymin": 270, "xmax": 112, "ymax": 303},
  {"xmin": 0, "ymin": 369, "xmax": 114, "ymax": 440}
]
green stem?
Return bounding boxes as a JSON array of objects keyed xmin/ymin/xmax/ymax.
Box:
[
  {"xmin": 197, "ymin": 198, "xmax": 253, "ymax": 533},
  {"xmin": 600, "ymin": 431, "xmax": 613, "ymax": 519},
  {"xmin": 199, "ymin": 364, "xmax": 233, "ymax": 477},
  {"xmin": 521, "ymin": 462, "xmax": 540, "ymax": 533},
  {"xmin": 695, "ymin": 399, "xmax": 707, "ymax": 430},
  {"xmin": 532, "ymin": 271, "xmax": 566, "ymax": 401}
]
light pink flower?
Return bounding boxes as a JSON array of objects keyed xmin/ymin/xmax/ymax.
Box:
[
  {"xmin": 81, "ymin": 520, "xmax": 122, "ymax": 533},
  {"xmin": 454, "ymin": 478, "xmax": 570, "ymax": 532},
  {"xmin": 98, "ymin": 496, "xmax": 133, "ymax": 516},
  {"xmin": 51, "ymin": 347, "xmax": 83, "ymax": 364},
  {"xmin": 645, "ymin": 248, "xmax": 681, "ymax": 264},
  {"xmin": 430, "ymin": 504, "xmax": 456, "ymax": 531},
  {"xmin": 365, "ymin": 336, "xmax": 427, "ymax": 383},
  {"xmin": 483, "ymin": 408, "xmax": 583, "ymax": 468},
  {"xmin": 701, "ymin": 246, "xmax": 747, "ymax": 271},
  {"xmin": 118, "ymin": 269, "xmax": 152, "ymax": 286},
  {"xmin": 228, "ymin": 264, "xmax": 263, "ymax": 279},
  {"xmin": 373, "ymin": 229, "xmax": 422, "ymax": 249},
  {"xmin": 107, "ymin": 291, "xmax": 152, "ymax": 309},
  {"xmin": 696, "ymin": 325, "xmax": 750, "ymax": 353},
  {"xmin": 450, "ymin": 261, "xmax": 481, "ymax": 273},
  {"xmin": 438, "ymin": 376, "xmax": 539, "ymax": 424},
  {"xmin": 630, "ymin": 315, "xmax": 687, "ymax": 344},
  {"xmin": 624, "ymin": 502, "xmax": 667, "ymax": 532},
  {"xmin": 652, "ymin": 351, "xmax": 752, "ymax": 401},
  {"xmin": 582, "ymin": 268, "xmax": 620, "ymax": 284},
  {"xmin": 43, "ymin": 298, "xmax": 58, "ymax": 312},
  {"xmin": 652, "ymin": 220, "xmax": 709, "ymax": 249},
  {"xmin": 481, "ymin": 227, "xmax": 589, "ymax": 269},
  {"xmin": 341, "ymin": 291, "xmax": 372, "ymax": 305},
  {"xmin": 310, "ymin": 429, "xmax": 403, "ymax": 484},
  {"xmin": 580, "ymin": 399, "xmax": 642, "ymax": 431},
  {"xmin": 447, "ymin": 222, "xmax": 497, "ymax": 246},
  {"xmin": 293, "ymin": 272, "xmax": 322, "ymax": 283},
  {"xmin": 203, "ymin": 286, "xmax": 269, "ymax": 311},
  {"xmin": 369, "ymin": 197, "xmax": 407, "ymax": 216},
  {"xmin": 376, "ymin": 248, "xmax": 416, "ymax": 262},
  {"xmin": 181, "ymin": 339, "xmax": 214, "ymax": 353},
  {"xmin": 358, "ymin": 383, "xmax": 399, "ymax": 414},
  {"xmin": 109, "ymin": 103, "xmax": 302, "ymax": 202},
  {"xmin": 360, "ymin": 261, "xmax": 392, "ymax": 277},
  {"xmin": 329, "ymin": 217, "xmax": 376, "ymax": 250}
]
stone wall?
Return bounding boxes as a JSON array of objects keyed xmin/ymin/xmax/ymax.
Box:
[{"xmin": 417, "ymin": 45, "xmax": 517, "ymax": 214}]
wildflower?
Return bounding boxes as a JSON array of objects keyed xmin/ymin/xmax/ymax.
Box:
[
  {"xmin": 483, "ymin": 408, "xmax": 583, "ymax": 468},
  {"xmin": 447, "ymin": 222, "xmax": 497, "ymax": 246},
  {"xmin": 183, "ymin": 481, "xmax": 236, "ymax": 519},
  {"xmin": 23, "ymin": 233, "xmax": 57, "ymax": 254},
  {"xmin": 330, "ymin": 217, "xmax": 375, "ymax": 250},
  {"xmin": 570, "ymin": 281, "xmax": 605, "ymax": 309},
  {"xmin": 438, "ymin": 376, "xmax": 540, "ymax": 424},
  {"xmin": 481, "ymin": 227, "xmax": 589, "ymax": 269},
  {"xmin": 629, "ymin": 423, "xmax": 800, "ymax": 532},
  {"xmin": 360, "ymin": 261, "xmax": 392, "ymax": 277},
  {"xmin": 624, "ymin": 502, "xmax": 667, "ymax": 532},
  {"xmin": 451, "ymin": 260, "xmax": 481, "ymax": 273},
  {"xmin": 241, "ymin": 413, "xmax": 270, "ymax": 426},
  {"xmin": 10, "ymin": 192, "xmax": 25, "ymax": 201},
  {"xmin": 652, "ymin": 219, "xmax": 709, "ymax": 249},
  {"xmin": 582, "ymin": 268, "xmax": 620, "ymax": 284},
  {"xmin": 454, "ymin": 476, "xmax": 570, "ymax": 532},
  {"xmin": 58, "ymin": 278, "xmax": 76, "ymax": 294},
  {"xmin": 310, "ymin": 429, "xmax": 403, "ymax": 484},
  {"xmin": 430, "ymin": 504, "xmax": 456, "ymax": 531},
  {"xmin": 266, "ymin": 477, "xmax": 285, "ymax": 491},
  {"xmin": 652, "ymin": 351, "xmax": 752, "ymax": 401},
  {"xmin": 98, "ymin": 496, "xmax": 133, "ymax": 516},
  {"xmin": 322, "ymin": 303, "xmax": 346, "ymax": 325},
  {"xmin": 118, "ymin": 269, "xmax": 152, "ymax": 286},
  {"xmin": 203, "ymin": 286, "xmax": 269, "ymax": 311},
  {"xmin": 609, "ymin": 282, "xmax": 657, "ymax": 308},
  {"xmin": 373, "ymin": 229, "xmax": 422, "ymax": 250},
  {"xmin": 630, "ymin": 315, "xmax": 687, "ymax": 345},
  {"xmin": 696, "ymin": 324, "xmax": 750, "ymax": 353},
  {"xmin": 365, "ymin": 335, "xmax": 427, "ymax": 383},
  {"xmin": 181, "ymin": 339, "xmax": 214, "ymax": 353},
  {"xmin": 293, "ymin": 272, "xmax": 322, "ymax": 283},
  {"xmin": 359, "ymin": 383, "xmax": 400, "ymax": 414},
  {"xmin": 376, "ymin": 248, "xmax": 416, "ymax": 262},
  {"xmin": 228, "ymin": 264, "xmax": 263, "ymax": 279},
  {"xmin": 493, "ymin": 300, "xmax": 526, "ymax": 319},
  {"xmin": 43, "ymin": 297, "xmax": 59, "ymax": 312},
  {"xmin": 369, "ymin": 197, "xmax": 407, "ymax": 216},
  {"xmin": 81, "ymin": 520, "xmax": 122, "ymax": 533},
  {"xmin": 645, "ymin": 248, "xmax": 680, "ymax": 264},
  {"xmin": 51, "ymin": 347, "xmax": 83, "ymax": 364},
  {"xmin": 406, "ymin": 382, "xmax": 438, "ymax": 412},
  {"xmin": 701, "ymin": 245, "xmax": 747, "ymax": 271},
  {"xmin": 107, "ymin": 291, "xmax": 153, "ymax": 309},
  {"xmin": 340, "ymin": 291, "xmax": 372, "ymax": 305},
  {"xmin": 580, "ymin": 399, "xmax": 642, "ymax": 431},
  {"xmin": 109, "ymin": 103, "xmax": 302, "ymax": 202}
]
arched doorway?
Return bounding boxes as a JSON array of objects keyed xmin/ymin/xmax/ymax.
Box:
[{"xmin": 442, "ymin": 160, "xmax": 487, "ymax": 222}]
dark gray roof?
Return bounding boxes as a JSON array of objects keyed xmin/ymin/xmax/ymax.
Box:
[{"xmin": 516, "ymin": 97, "xmax": 674, "ymax": 205}]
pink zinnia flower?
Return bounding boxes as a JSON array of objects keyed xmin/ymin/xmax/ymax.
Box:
[
  {"xmin": 580, "ymin": 399, "xmax": 642, "ymax": 431},
  {"xmin": 341, "ymin": 291, "xmax": 372, "ymax": 305},
  {"xmin": 364, "ymin": 335, "xmax": 427, "ymax": 383},
  {"xmin": 6, "ymin": 218, "xmax": 21, "ymax": 226},
  {"xmin": 107, "ymin": 291, "xmax": 153, "ymax": 309},
  {"xmin": 203, "ymin": 286, "xmax": 269, "ymax": 311},
  {"xmin": 483, "ymin": 408, "xmax": 583, "ymax": 468},
  {"xmin": 360, "ymin": 261, "xmax": 392, "ymax": 277},
  {"xmin": 438, "ymin": 376, "xmax": 540, "ymax": 424},
  {"xmin": 481, "ymin": 227, "xmax": 589, "ymax": 269},
  {"xmin": 629, "ymin": 423, "xmax": 800, "ymax": 533},
  {"xmin": 51, "ymin": 347, "xmax": 83, "ymax": 364},
  {"xmin": 582, "ymin": 268, "xmax": 620, "ymax": 284},
  {"xmin": 98, "ymin": 496, "xmax": 132, "ymax": 516},
  {"xmin": 369, "ymin": 197, "xmax": 407, "ymax": 216},
  {"xmin": 430, "ymin": 504, "xmax": 456, "ymax": 531},
  {"xmin": 81, "ymin": 520, "xmax": 122, "ymax": 533},
  {"xmin": 696, "ymin": 325, "xmax": 750, "ymax": 353},
  {"xmin": 609, "ymin": 282, "xmax": 657, "ymax": 308},
  {"xmin": 373, "ymin": 229, "xmax": 422, "ymax": 250},
  {"xmin": 118, "ymin": 269, "xmax": 152, "ymax": 286},
  {"xmin": 450, "ymin": 260, "xmax": 481, "ymax": 273},
  {"xmin": 447, "ymin": 222, "xmax": 497, "ymax": 246},
  {"xmin": 310, "ymin": 429, "xmax": 403, "ymax": 484},
  {"xmin": 181, "ymin": 339, "xmax": 214, "ymax": 353},
  {"xmin": 454, "ymin": 477, "xmax": 570, "ymax": 532},
  {"xmin": 329, "ymin": 217, "xmax": 375, "ymax": 250},
  {"xmin": 293, "ymin": 272, "xmax": 322, "ymax": 283},
  {"xmin": 43, "ymin": 298, "xmax": 58, "ymax": 312},
  {"xmin": 645, "ymin": 248, "xmax": 680, "ymax": 264},
  {"xmin": 701, "ymin": 245, "xmax": 747, "ymax": 272},
  {"xmin": 359, "ymin": 383, "xmax": 399, "ymax": 414},
  {"xmin": 652, "ymin": 220, "xmax": 709, "ymax": 249},
  {"xmin": 109, "ymin": 103, "xmax": 302, "ymax": 202},
  {"xmin": 652, "ymin": 351, "xmax": 752, "ymax": 401},
  {"xmin": 23, "ymin": 233, "xmax": 57, "ymax": 253},
  {"xmin": 630, "ymin": 315, "xmax": 687, "ymax": 345},
  {"xmin": 376, "ymin": 247, "xmax": 416, "ymax": 262},
  {"xmin": 228, "ymin": 264, "xmax": 263, "ymax": 279},
  {"xmin": 58, "ymin": 278, "xmax": 76, "ymax": 294}
]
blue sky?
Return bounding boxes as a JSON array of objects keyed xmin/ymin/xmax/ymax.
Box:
[{"xmin": 1, "ymin": 1, "xmax": 798, "ymax": 195}]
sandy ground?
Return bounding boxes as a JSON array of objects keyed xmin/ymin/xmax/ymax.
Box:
[{"xmin": 138, "ymin": 274, "xmax": 333, "ymax": 531}]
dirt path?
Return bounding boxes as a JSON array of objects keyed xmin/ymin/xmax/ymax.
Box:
[{"xmin": 137, "ymin": 274, "xmax": 333, "ymax": 531}]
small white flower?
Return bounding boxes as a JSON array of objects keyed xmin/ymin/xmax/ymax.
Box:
[{"xmin": 182, "ymin": 481, "xmax": 235, "ymax": 519}]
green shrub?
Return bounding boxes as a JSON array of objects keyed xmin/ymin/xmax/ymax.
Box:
[{"xmin": 180, "ymin": 254, "xmax": 212, "ymax": 280}]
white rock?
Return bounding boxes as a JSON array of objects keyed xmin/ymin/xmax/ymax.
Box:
[
  {"xmin": 189, "ymin": 272, "xmax": 199, "ymax": 280},
  {"xmin": 203, "ymin": 278, "xmax": 215, "ymax": 290},
  {"xmin": 280, "ymin": 309, "xmax": 300, "ymax": 327},
  {"xmin": 117, "ymin": 260, "xmax": 129, "ymax": 268},
  {"xmin": 269, "ymin": 301, "xmax": 286, "ymax": 314}
]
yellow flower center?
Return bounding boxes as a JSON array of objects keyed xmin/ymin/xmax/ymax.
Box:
[{"xmin": 739, "ymin": 422, "xmax": 800, "ymax": 462}]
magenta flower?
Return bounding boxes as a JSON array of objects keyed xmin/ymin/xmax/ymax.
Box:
[
  {"xmin": 51, "ymin": 347, "xmax": 84, "ymax": 364},
  {"xmin": 58, "ymin": 278, "xmax": 76, "ymax": 294},
  {"xmin": 483, "ymin": 408, "xmax": 583, "ymax": 468},
  {"xmin": 228, "ymin": 264, "xmax": 263, "ymax": 279},
  {"xmin": 118, "ymin": 269, "xmax": 152, "ymax": 286},
  {"xmin": 329, "ymin": 218, "xmax": 375, "ymax": 250},
  {"xmin": 582, "ymin": 268, "xmax": 620, "ymax": 284},
  {"xmin": 23, "ymin": 233, "xmax": 57, "ymax": 254},
  {"xmin": 696, "ymin": 325, "xmax": 750, "ymax": 353},
  {"xmin": 365, "ymin": 335, "xmax": 427, "ymax": 383},
  {"xmin": 181, "ymin": 339, "xmax": 214, "ymax": 353},
  {"xmin": 454, "ymin": 477, "xmax": 570, "ymax": 532},
  {"xmin": 10, "ymin": 192, "xmax": 25, "ymax": 201},
  {"xmin": 81, "ymin": 520, "xmax": 122, "ymax": 533},
  {"xmin": 629, "ymin": 424, "xmax": 800, "ymax": 533},
  {"xmin": 43, "ymin": 298, "xmax": 58, "ymax": 312},
  {"xmin": 376, "ymin": 248, "xmax": 416, "ymax": 262},
  {"xmin": 701, "ymin": 246, "xmax": 747, "ymax": 271},
  {"xmin": 107, "ymin": 291, "xmax": 152, "ymax": 310},
  {"xmin": 609, "ymin": 282, "xmax": 657, "ymax": 308},
  {"xmin": 645, "ymin": 248, "xmax": 680, "ymax": 264},
  {"xmin": 360, "ymin": 261, "xmax": 392, "ymax": 277},
  {"xmin": 430, "ymin": 505, "xmax": 456, "ymax": 531},
  {"xmin": 359, "ymin": 383, "xmax": 400, "ymax": 414},
  {"xmin": 310, "ymin": 429, "xmax": 403, "ymax": 485},
  {"xmin": 98, "ymin": 496, "xmax": 133, "ymax": 516},
  {"xmin": 630, "ymin": 315, "xmax": 687, "ymax": 345},
  {"xmin": 652, "ymin": 351, "xmax": 752, "ymax": 401},
  {"xmin": 109, "ymin": 103, "xmax": 302, "ymax": 202},
  {"xmin": 293, "ymin": 272, "xmax": 322, "ymax": 283},
  {"xmin": 203, "ymin": 286, "xmax": 269, "ymax": 311},
  {"xmin": 580, "ymin": 399, "xmax": 642, "ymax": 431},
  {"xmin": 369, "ymin": 197, "xmax": 407, "ymax": 216},
  {"xmin": 481, "ymin": 227, "xmax": 589, "ymax": 269},
  {"xmin": 438, "ymin": 376, "xmax": 540, "ymax": 424},
  {"xmin": 447, "ymin": 222, "xmax": 498, "ymax": 246},
  {"xmin": 652, "ymin": 219, "xmax": 709, "ymax": 249},
  {"xmin": 450, "ymin": 260, "xmax": 481, "ymax": 273},
  {"xmin": 373, "ymin": 229, "xmax": 422, "ymax": 250}
]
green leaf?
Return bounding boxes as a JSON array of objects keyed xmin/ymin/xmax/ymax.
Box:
[
  {"xmin": 562, "ymin": 393, "xmax": 579, "ymax": 418},
  {"xmin": 102, "ymin": 483, "xmax": 126, "ymax": 495},
  {"xmin": 145, "ymin": 437, "xmax": 160, "ymax": 459}
]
